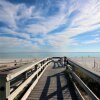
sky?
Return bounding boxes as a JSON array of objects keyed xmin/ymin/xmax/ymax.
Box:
[{"xmin": 0, "ymin": 0, "xmax": 100, "ymax": 52}]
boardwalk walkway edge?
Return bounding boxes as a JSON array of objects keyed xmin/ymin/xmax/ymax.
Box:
[{"xmin": 0, "ymin": 57, "xmax": 100, "ymax": 100}]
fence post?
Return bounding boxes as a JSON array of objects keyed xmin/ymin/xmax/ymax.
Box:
[{"xmin": 0, "ymin": 72, "xmax": 10, "ymax": 100}]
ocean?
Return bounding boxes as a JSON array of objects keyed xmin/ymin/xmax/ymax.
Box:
[{"xmin": 0, "ymin": 52, "xmax": 100, "ymax": 59}]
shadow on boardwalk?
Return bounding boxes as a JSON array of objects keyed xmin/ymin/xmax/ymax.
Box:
[{"xmin": 39, "ymin": 62, "xmax": 78, "ymax": 100}]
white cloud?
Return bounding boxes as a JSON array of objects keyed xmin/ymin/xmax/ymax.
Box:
[
  {"xmin": 0, "ymin": 0, "xmax": 18, "ymax": 29},
  {"xmin": 91, "ymin": 33, "xmax": 100, "ymax": 37},
  {"xmin": 0, "ymin": 27, "xmax": 30, "ymax": 39},
  {"xmin": 0, "ymin": 0, "xmax": 100, "ymax": 52},
  {"xmin": 83, "ymin": 38, "xmax": 100, "ymax": 44},
  {"xmin": 71, "ymin": 0, "xmax": 100, "ymax": 28},
  {"xmin": 25, "ymin": 0, "xmax": 68, "ymax": 34},
  {"xmin": 0, "ymin": 37, "xmax": 39, "ymax": 52},
  {"xmin": 46, "ymin": 0, "xmax": 100, "ymax": 48}
]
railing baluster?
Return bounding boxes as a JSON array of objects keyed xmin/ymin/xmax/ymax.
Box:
[
  {"xmin": 0, "ymin": 73, "xmax": 10, "ymax": 100},
  {"xmin": 65, "ymin": 57, "xmax": 100, "ymax": 100},
  {"xmin": 0, "ymin": 57, "xmax": 51, "ymax": 100}
]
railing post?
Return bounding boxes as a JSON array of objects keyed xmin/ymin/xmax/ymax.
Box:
[
  {"xmin": 41, "ymin": 62, "xmax": 43, "ymax": 66},
  {"xmin": 0, "ymin": 73, "xmax": 10, "ymax": 100},
  {"xmin": 25, "ymin": 71, "xmax": 28, "ymax": 79},
  {"xmin": 35, "ymin": 65, "xmax": 38, "ymax": 78},
  {"xmin": 64, "ymin": 57, "xmax": 68, "ymax": 68},
  {"xmin": 42, "ymin": 61, "xmax": 44, "ymax": 64}
]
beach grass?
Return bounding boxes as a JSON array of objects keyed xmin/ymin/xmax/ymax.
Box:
[{"xmin": 75, "ymin": 68, "xmax": 100, "ymax": 99}]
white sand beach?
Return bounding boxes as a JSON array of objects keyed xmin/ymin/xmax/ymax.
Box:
[
  {"xmin": 0, "ymin": 57, "xmax": 100, "ymax": 74},
  {"xmin": 71, "ymin": 57, "xmax": 100, "ymax": 73},
  {"xmin": 0, "ymin": 58, "xmax": 41, "ymax": 70}
]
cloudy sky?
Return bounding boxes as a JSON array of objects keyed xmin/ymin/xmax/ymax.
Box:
[{"xmin": 0, "ymin": 0, "xmax": 100, "ymax": 52}]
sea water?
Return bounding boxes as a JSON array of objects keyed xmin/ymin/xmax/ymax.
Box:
[{"xmin": 0, "ymin": 52, "xmax": 100, "ymax": 59}]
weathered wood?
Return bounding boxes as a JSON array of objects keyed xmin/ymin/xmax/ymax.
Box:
[
  {"xmin": 67, "ymin": 65, "xmax": 99, "ymax": 100},
  {"xmin": 27, "ymin": 62, "xmax": 78, "ymax": 100},
  {"xmin": 67, "ymin": 58, "xmax": 100, "ymax": 84},
  {"xmin": 21, "ymin": 62, "xmax": 50, "ymax": 100},
  {"xmin": 73, "ymin": 82, "xmax": 85, "ymax": 100},
  {"xmin": 0, "ymin": 57, "xmax": 99, "ymax": 100},
  {"xmin": 0, "ymin": 73, "xmax": 10, "ymax": 100},
  {"xmin": 6, "ymin": 58, "xmax": 49, "ymax": 81},
  {"xmin": 7, "ymin": 61, "xmax": 50, "ymax": 100}
]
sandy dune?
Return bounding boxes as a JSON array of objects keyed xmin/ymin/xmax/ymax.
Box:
[
  {"xmin": 0, "ymin": 58, "xmax": 41, "ymax": 71},
  {"xmin": 71, "ymin": 57, "xmax": 100, "ymax": 73}
]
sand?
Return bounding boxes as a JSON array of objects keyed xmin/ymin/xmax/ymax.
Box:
[
  {"xmin": 0, "ymin": 57, "xmax": 100, "ymax": 74},
  {"xmin": 71, "ymin": 57, "xmax": 100, "ymax": 73},
  {"xmin": 0, "ymin": 58, "xmax": 41, "ymax": 71}
]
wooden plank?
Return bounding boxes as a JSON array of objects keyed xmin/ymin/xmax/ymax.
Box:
[
  {"xmin": 73, "ymin": 82, "xmax": 85, "ymax": 100},
  {"xmin": 21, "ymin": 62, "xmax": 50, "ymax": 100},
  {"xmin": 7, "ymin": 61, "xmax": 50, "ymax": 100},
  {"xmin": 6, "ymin": 58, "xmax": 49, "ymax": 81},
  {"xmin": 67, "ymin": 66, "xmax": 99, "ymax": 100},
  {"xmin": 27, "ymin": 62, "xmax": 78, "ymax": 100},
  {"xmin": 67, "ymin": 58, "xmax": 100, "ymax": 84},
  {"xmin": 0, "ymin": 75, "xmax": 10, "ymax": 100}
]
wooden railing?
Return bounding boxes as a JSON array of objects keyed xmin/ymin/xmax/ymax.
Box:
[
  {"xmin": 64, "ymin": 57, "xmax": 100, "ymax": 100},
  {"xmin": 0, "ymin": 57, "xmax": 100, "ymax": 100},
  {"xmin": 0, "ymin": 57, "xmax": 51, "ymax": 100}
]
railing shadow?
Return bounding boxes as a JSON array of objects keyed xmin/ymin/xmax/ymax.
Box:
[
  {"xmin": 39, "ymin": 73, "xmax": 64, "ymax": 100},
  {"xmin": 39, "ymin": 76, "xmax": 50, "ymax": 100},
  {"xmin": 39, "ymin": 62, "xmax": 78, "ymax": 100},
  {"xmin": 53, "ymin": 61, "xmax": 64, "ymax": 69},
  {"xmin": 65, "ymin": 73, "xmax": 78, "ymax": 100}
]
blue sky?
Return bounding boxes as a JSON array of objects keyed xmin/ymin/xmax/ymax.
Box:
[{"xmin": 0, "ymin": 0, "xmax": 100, "ymax": 52}]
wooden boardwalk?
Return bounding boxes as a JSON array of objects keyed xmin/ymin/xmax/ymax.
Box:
[{"xmin": 27, "ymin": 62, "xmax": 78, "ymax": 100}]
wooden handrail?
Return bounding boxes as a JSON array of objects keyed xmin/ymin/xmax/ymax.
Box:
[
  {"xmin": 0, "ymin": 57, "xmax": 51, "ymax": 100},
  {"xmin": 2, "ymin": 57, "xmax": 48, "ymax": 81},
  {"xmin": 8, "ymin": 61, "xmax": 50, "ymax": 100},
  {"xmin": 0, "ymin": 57, "xmax": 99, "ymax": 100},
  {"xmin": 65, "ymin": 57, "xmax": 100, "ymax": 100},
  {"xmin": 67, "ymin": 58, "xmax": 100, "ymax": 83}
]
